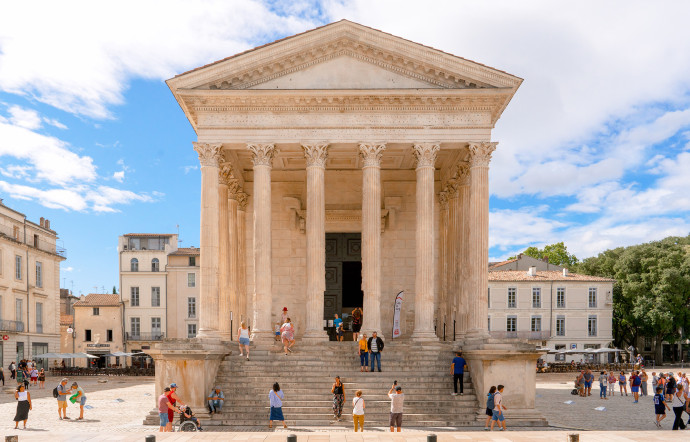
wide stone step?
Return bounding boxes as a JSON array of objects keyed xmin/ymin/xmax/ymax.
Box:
[{"xmin": 217, "ymin": 399, "xmax": 476, "ymax": 408}]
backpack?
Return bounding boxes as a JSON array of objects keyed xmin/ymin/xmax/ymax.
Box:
[{"xmin": 53, "ymin": 386, "xmax": 59, "ymax": 398}]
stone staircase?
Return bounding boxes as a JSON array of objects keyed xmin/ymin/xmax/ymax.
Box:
[{"xmin": 205, "ymin": 339, "xmax": 480, "ymax": 428}]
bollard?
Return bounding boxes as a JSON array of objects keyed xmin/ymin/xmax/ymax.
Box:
[
  {"xmin": 568, "ymin": 434, "xmax": 579, "ymax": 442},
  {"xmin": 145, "ymin": 435, "xmax": 156, "ymax": 442},
  {"xmin": 287, "ymin": 434, "xmax": 297, "ymax": 442},
  {"xmin": 427, "ymin": 434, "xmax": 437, "ymax": 442},
  {"xmin": 6, "ymin": 436, "xmax": 18, "ymax": 442}
]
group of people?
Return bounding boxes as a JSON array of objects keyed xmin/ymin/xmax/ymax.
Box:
[
  {"xmin": 573, "ymin": 369, "xmax": 649, "ymax": 400},
  {"xmin": 8, "ymin": 360, "xmax": 46, "ymax": 390},
  {"xmin": 357, "ymin": 331, "xmax": 385, "ymax": 372},
  {"xmin": 652, "ymin": 371, "xmax": 690, "ymax": 430},
  {"xmin": 12, "ymin": 376, "xmax": 87, "ymax": 429},
  {"xmin": 158, "ymin": 382, "xmax": 203, "ymax": 432}
]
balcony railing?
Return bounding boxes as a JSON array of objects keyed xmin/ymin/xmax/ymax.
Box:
[
  {"xmin": 0, "ymin": 320, "xmax": 25, "ymax": 332},
  {"xmin": 490, "ymin": 330, "xmax": 551, "ymax": 340},
  {"xmin": 0, "ymin": 224, "xmax": 66, "ymax": 257},
  {"xmin": 126, "ymin": 332, "xmax": 165, "ymax": 341}
]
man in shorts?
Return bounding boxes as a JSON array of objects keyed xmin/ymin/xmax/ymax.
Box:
[
  {"xmin": 158, "ymin": 387, "xmax": 176, "ymax": 432},
  {"xmin": 56, "ymin": 378, "xmax": 71, "ymax": 420},
  {"xmin": 490, "ymin": 385, "xmax": 507, "ymax": 431},
  {"xmin": 583, "ymin": 369, "xmax": 594, "ymax": 397},
  {"xmin": 630, "ymin": 370, "xmax": 641, "ymax": 403},
  {"xmin": 334, "ymin": 314, "xmax": 343, "ymax": 342},
  {"xmin": 388, "ymin": 383, "xmax": 404, "ymax": 432}
]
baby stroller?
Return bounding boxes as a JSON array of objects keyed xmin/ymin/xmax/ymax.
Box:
[{"xmin": 178, "ymin": 405, "xmax": 201, "ymax": 432}]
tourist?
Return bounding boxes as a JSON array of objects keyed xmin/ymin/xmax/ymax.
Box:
[
  {"xmin": 619, "ymin": 371, "xmax": 628, "ymax": 396},
  {"xmin": 334, "ymin": 314, "xmax": 343, "ymax": 342},
  {"xmin": 575, "ymin": 371, "xmax": 585, "ymax": 397},
  {"xmin": 9, "ymin": 361, "xmax": 16, "ymax": 380},
  {"xmin": 607, "ymin": 371, "xmax": 616, "ymax": 397},
  {"xmin": 351, "ymin": 307, "xmax": 363, "ymax": 341},
  {"xmin": 368, "ymin": 331, "xmax": 384, "ymax": 372},
  {"xmin": 388, "ymin": 382, "xmax": 404, "ymax": 432},
  {"xmin": 599, "ymin": 371, "xmax": 608, "ymax": 399},
  {"xmin": 13, "ymin": 384, "xmax": 32, "ymax": 429},
  {"xmin": 331, "ymin": 375, "xmax": 345, "ymax": 422},
  {"xmin": 165, "ymin": 383, "xmax": 185, "ymax": 432},
  {"xmin": 352, "ymin": 389, "xmax": 365, "ymax": 431},
  {"xmin": 238, "ymin": 321, "xmax": 251, "ymax": 360},
  {"xmin": 666, "ymin": 373, "xmax": 677, "ymax": 402},
  {"xmin": 0, "ymin": 367, "xmax": 4, "ymax": 386},
  {"xmin": 483, "ymin": 386, "xmax": 496, "ymax": 430},
  {"xmin": 281, "ymin": 307, "xmax": 289, "ymax": 324},
  {"xmin": 640, "ymin": 369, "xmax": 649, "ymax": 396},
  {"xmin": 358, "ymin": 333, "xmax": 369, "ymax": 372},
  {"xmin": 630, "ymin": 370, "xmax": 641, "ymax": 403},
  {"xmin": 280, "ymin": 317, "xmax": 295, "ymax": 355},
  {"xmin": 30, "ymin": 367, "xmax": 38, "ymax": 386},
  {"xmin": 16, "ymin": 366, "xmax": 26, "ymax": 389},
  {"xmin": 207, "ymin": 387, "xmax": 224, "ymax": 414},
  {"xmin": 56, "ymin": 378, "xmax": 71, "ymax": 420},
  {"xmin": 70, "ymin": 382, "xmax": 87, "ymax": 420},
  {"xmin": 182, "ymin": 405, "xmax": 204, "ymax": 431},
  {"xmin": 269, "ymin": 382, "xmax": 287, "ymax": 429},
  {"xmin": 38, "ymin": 369, "xmax": 45, "ymax": 389},
  {"xmin": 654, "ymin": 386, "xmax": 670, "ymax": 428},
  {"xmin": 451, "ymin": 351, "xmax": 467, "ymax": 396},
  {"xmin": 671, "ymin": 383, "xmax": 687, "ymax": 430},
  {"xmin": 583, "ymin": 369, "xmax": 594, "ymax": 397},
  {"xmin": 274, "ymin": 322, "xmax": 281, "ymax": 342},
  {"xmin": 490, "ymin": 384, "xmax": 507, "ymax": 431},
  {"xmin": 158, "ymin": 387, "xmax": 176, "ymax": 432}
]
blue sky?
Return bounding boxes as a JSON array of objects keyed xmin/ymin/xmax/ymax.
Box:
[{"xmin": 1, "ymin": 0, "xmax": 689, "ymax": 295}]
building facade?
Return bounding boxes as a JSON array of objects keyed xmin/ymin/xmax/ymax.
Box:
[
  {"xmin": 166, "ymin": 248, "xmax": 200, "ymax": 340},
  {"xmin": 0, "ymin": 200, "xmax": 64, "ymax": 368},
  {"xmin": 72, "ymin": 294, "xmax": 124, "ymax": 367}
]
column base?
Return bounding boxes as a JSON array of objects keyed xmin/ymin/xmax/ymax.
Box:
[
  {"xmin": 301, "ymin": 329, "xmax": 329, "ymax": 342},
  {"xmin": 250, "ymin": 330, "xmax": 276, "ymax": 347},
  {"xmin": 218, "ymin": 332, "xmax": 232, "ymax": 342},
  {"xmin": 464, "ymin": 328, "xmax": 489, "ymax": 341},
  {"xmin": 196, "ymin": 328, "xmax": 223, "ymax": 341},
  {"xmin": 411, "ymin": 330, "xmax": 439, "ymax": 342}
]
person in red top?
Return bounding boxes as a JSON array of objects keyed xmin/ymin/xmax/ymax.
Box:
[{"xmin": 165, "ymin": 383, "xmax": 185, "ymax": 432}]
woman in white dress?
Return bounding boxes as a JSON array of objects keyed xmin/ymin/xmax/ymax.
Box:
[{"xmin": 13, "ymin": 384, "xmax": 31, "ymax": 429}]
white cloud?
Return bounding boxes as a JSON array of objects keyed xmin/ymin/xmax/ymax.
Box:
[
  {"xmin": 8, "ymin": 105, "xmax": 42, "ymax": 129},
  {"xmin": 183, "ymin": 165, "xmax": 198, "ymax": 174},
  {"xmin": 44, "ymin": 118, "xmax": 67, "ymax": 130},
  {"xmin": 112, "ymin": 171, "xmax": 125, "ymax": 182},
  {"xmin": 489, "ymin": 206, "xmax": 568, "ymax": 252},
  {"xmin": 63, "ymin": 266, "xmax": 74, "ymax": 272}
]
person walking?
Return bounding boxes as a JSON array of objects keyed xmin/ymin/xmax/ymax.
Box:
[
  {"xmin": 38, "ymin": 369, "xmax": 45, "ymax": 389},
  {"xmin": 599, "ymin": 371, "xmax": 608, "ymax": 399},
  {"xmin": 0, "ymin": 367, "xmax": 4, "ymax": 386},
  {"xmin": 483, "ymin": 386, "xmax": 496, "ymax": 430},
  {"xmin": 281, "ymin": 307, "xmax": 289, "ymax": 324},
  {"xmin": 619, "ymin": 371, "xmax": 628, "ymax": 396},
  {"xmin": 70, "ymin": 382, "xmax": 86, "ymax": 420},
  {"xmin": 640, "ymin": 369, "xmax": 649, "ymax": 396},
  {"xmin": 368, "ymin": 331, "xmax": 384, "ymax": 373},
  {"xmin": 352, "ymin": 390, "xmax": 365, "ymax": 431},
  {"xmin": 280, "ymin": 318, "xmax": 295, "ymax": 355},
  {"xmin": 451, "ymin": 351, "xmax": 467, "ymax": 396},
  {"xmin": 56, "ymin": 378, "xmax": 71, "ymax": 420},
  {"xmin": 9, "ymin": 361, "xmax": 16, "ymax": 380},
  {"xmin": 30, "ymin": 367, "xmax": 38, "ymax": 387},
  {"xmin": 490, "ymin": 384, "xmax": 507, "ymax": 431},
  {"xmin": 671, "ymin": 383, "xmax": 687, "ymax": 430},
  {"xmin": 630, "ymin": 370, "xmax": 641, "ymax": 403},
  {"xmin": 269, "ymin": 382, "xmax": 287, "ymax": 429},
  {"xmin": 654, "ymin": 386, "xmax": 670, "ymax": 428},
  {"xmin": 165, "ymin": 383, "xmax": 185, "ymax": 432},
  {"xmin": 652, "ymin": 372, "xmax": 659, "ymax": 394},
  {"xmin": 207, "ymin": 387, "xmax": 225, "ymax": 414},
  {"xmin": 14, "ymin": 384, "xmax": 32, "ymax": 429},
  {"xmin": 158, "ymin": 387, "xmax": 176, "ymax": 432},
  {"xmin": 238, "ymin": 321, "xmax": 251, "ymax": 360},
  {"xmin": 331, "ymin": 376, "xmax": 345, "ymax": 422},
  {"xmin": 334, "ymin": 314, "xmax": 343, "ymax": 342},
  {"xmin": 607, "ymin": 371, "xmax": 616, "ymax": 397},
  {"xmin": 388, "ymin": 382, "xmax": 404, "ymax": 432},
  {"xmin": 666, "ymin": 373, "xmax": 677, "ymax": 402},
  {"xmin": 351, "ymin": 308, "xmax": 363, "ymax": 342},
  {"xmin": 358, "ymin": 333, "xmax": 369, "ymax": 372}
]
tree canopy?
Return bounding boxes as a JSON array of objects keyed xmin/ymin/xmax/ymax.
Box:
[{"xmin": 510, "ymin": 242, "xmax": 579, "ymax": 268}]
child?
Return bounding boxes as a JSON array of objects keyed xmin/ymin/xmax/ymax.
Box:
[
  {"xmin": 182, "ymin": 405, "xmax": 203, "ymax": 431},
  {"xmin": 30, "ymin": 368, "xmax": 38, "ymax": 386},
  {"xmin": 274, "ymin": 322, "xmax": 281, "ymax": 342},
  {"xmin": 598, "ymin": 371, "xmax": 608, "ymax": 399},
  {"xmin": 654, "ymin": 386, "xmax": 669, "ymax": 428},
  {"xmin": 483, "ymin": 386, "xmax": 496, "ymax": 430}
]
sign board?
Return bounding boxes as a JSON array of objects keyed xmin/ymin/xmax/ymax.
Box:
[
  {"xmin": 392, "ymin": 291, "xmax": 404, "ymax": 339},
  {"xmin": 67, "ymin": 328, "xmax": 73, "ymax": 334},
  {"xmin": 2, "ymin": 335, "xmax": 8, "ymax": 341},
  {"xmin": 86, "ymin": 343, "xmax": 110, "ymax": 348},
  {"xmin": 570, "ymin": 343, "xmax": 577, "ymax": 349}
]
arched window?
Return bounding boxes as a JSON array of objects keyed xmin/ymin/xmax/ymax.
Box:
[
  {"xmin": 130, "ymin": 258, "xmax": 139, "ymax": 272},
  {"xmin": 151, "ymin": 258, "xmax": 160, "ymax": 272}
]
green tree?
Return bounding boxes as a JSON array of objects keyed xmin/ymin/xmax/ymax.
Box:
[
  {"xmin": 112, "ymin": 286, "xmax": 118, "ymax": 294},
  {"xmin": 511, "ymin": 242, "xmax": 579, "ymax": 268}
]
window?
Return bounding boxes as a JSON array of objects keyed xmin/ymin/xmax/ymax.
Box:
[
  {"xmin": 644, "ymin": 337, "xmax": 653, "ymax": 352},
  {"xmin": 35, "ymin": 262, "xmax": 42, "ymax": 288},
  {"xmin": 189, "ymin": 256, "xmax": 196, "ymax": 266},
  {"xmin": 35, "ymin": 302, "xmax": 43, "ymax": 333},
  {"xmin": 151, "ymin": 317, "xmax": 161, "ymax": 334},
  {"xmin": 151, "ymin": 258, "xmax": 159, "ymax": 272},
  {"xmin": 555, "ymin": 344, "xmax": 566, "ymax": 361},
  {"xmin": 15, "ymin": 299, "xmax": 22, "ymax": 322},
  {"xmin": 33, "ymin": 234, "xmax": 39, "ymax": 247},
  {"xmin": 130, "ymin": 258, "xmax": 138, "ymax": 272},
  {"xmin": 15, "ymin": 255, "xmax": 22, "ymax": 280},
  {"xmin": 85, "ymin": 329, "xmax": 92, "ymax": 341},
  {"xmin": 487, "ymin": 288, "xmax": 491, "ymax": 308},
  {"xmin": 13, "ymin": 226, "xmax": 20, "ymax": 241},
  {"xmin": 556, "ymin": 287, "xmax": 565, "ymax": 308},
  {"xmin": 187, "ymin": 297, "xmax": 196, "ymax": 318},
  {"xmin": 187, "ymin": 323, "xmax": 197, "ymax": 338},
  {"xmin": 506, "ymin": 316, "xmax": 517, "ymax": 332},
  {"xmin": 151, "ymin": 287, "xmax": 161, "ymax": 307},
  {"xmin": 187, "ymin": 273, "xmax": 195, "ymax": 288},
  {"xmin": 588, "ymin": 315, "xmax": 597, "ymax": 337},
  {"xmin": 93, "ymin": 307, "xmax": 100, "ymax": 316},
  {"xmin": 130, "ymin": 287, "xmax": 139, "ymax": 307},
  {"xmin": 556, "ymin": 316, "xmax": 565, "ymax": 336},
  {"xmin": 531, "ymin": 316, "xmax": 542, "ymax": 332},
  {"xmin": 487, "ymin": 316, "xmax": 491, "ymax": 332},
  {"xmin": 0, "ymin": 249, "xmax": 3, "ymax": 275},
  {"xmin": 107, "ymin": 329, "xmax": 113, "ymax": 342},
  {"xmin": 588, "ymin": 288, "xmax": 597, "ymax": 308},
  {"xmin": 130, "ymin": 317, "xmax": 141, "ymax": 337},
  {"xmin": 507, "ymin": 288, "xmax": 516, "ymax": 308},
  {"xmin": 532, "ymin": 287, "xmax": 541, "ymax": 308}
]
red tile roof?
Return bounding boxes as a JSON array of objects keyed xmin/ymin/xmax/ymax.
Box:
[
  {"xmin": 489, "ymin": 270, "xmax": 614, "ymax": 283},
  {"xmin": 73, "ymin": 294, "xmax": 122, "ymax": 307},
  {"xmin": 169, "ymin": 247, "xmax": 200, "ymax": 256},
  {"xmin": 489, "ymin": 258, "xmax": 517, "ymax": 269},
  {"xmin": 124, "ymin": 233, "xmax": 174, "ymax": 237},
  {"xmin": 60, "ymin": 314, "xmax": 73, "ymax": 326}
]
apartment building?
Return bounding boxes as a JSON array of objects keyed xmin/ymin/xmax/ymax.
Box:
[
  {"xmin": 0, "ymin": 200, "xmax": 64, "ymax": 368},
  {"xmin": 166, "ymin": 248, "xmax": 199, "ymax": 339},
  {"xmin": 73, "ymin": 294, "xmax": 124, "ymax": 367}
]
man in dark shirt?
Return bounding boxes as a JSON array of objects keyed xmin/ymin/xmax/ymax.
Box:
[
  {"xmin": 368, "ymin": 332, "xmax": 385, "ymax": 372},
  {"xmin": 451, "ymin": 351, "xmax": 468, "ymax": 395}
]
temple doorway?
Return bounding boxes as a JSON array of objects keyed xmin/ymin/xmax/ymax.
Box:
[{"xmin": 325, "ymin": 233, "xmax": 362, "ymax": 339}]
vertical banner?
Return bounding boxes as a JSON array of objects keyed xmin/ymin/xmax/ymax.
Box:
[{"xmin": 392, "ymin": 291, "xmax": 404, "ymax": 339}]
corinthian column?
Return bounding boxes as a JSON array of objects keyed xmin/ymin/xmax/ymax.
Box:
[
  {"xmin": 446, "ymin": 179, "xmax": 459, "ymax": 338},
  {"xmin": 217, "ymin": 164, "xmax": 232, "ymax": 340},
  {"xmin": 359, "ymin": 142, "xmax": 386, "ymax": 335},
  {"xmin": 247, "ymin": 143, "xmax": 275, "ymax": 342},
  {"xmin": 411, "ymin": 143, "xmax": 440, "ymax": 341},
  {"xmin": 193, "ymin": 142, "xmax": 222, "ymax": 339},
  {"xmin": 466, "ymin": 142, "xmax": 497, "ymax": 339},
  {"xmin": 224, "ymin": 171, "xmax": 242, "ymax": 337},
  {"xmin": 237, "ymin": 191, "xmax": 248, "ymax": 324},
  {"xmin": 302, "ymin": 142, "xmax": 329, "ymax": 341},
  {"xmin": 438, "ymin": 191, "xmax": 448, "ymax": 338},
  {"xmin": 455, "ymin": 163, "xmax": 471, "ymax": 338}
]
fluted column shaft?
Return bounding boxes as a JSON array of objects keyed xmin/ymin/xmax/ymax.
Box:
[
  {"xmin": 457, "ymin": 167, "xmax": 471, "ymax": 336},
  {"xmin": 359, "ymin": 143, "xmax": 386, "ymax": 334},
  {"xmin": 227, "ymin": 190, "xmax": 240, "ymax": 329},
  {"xmin": 217, "ymin": 168, "xmax": 231, "ymax": 340},
  {"xmin": 248, "ymin": 143, "xmax": 275, "ymax": 340},
  {"xmin": 412, "ymin": 143, "xmax": 439, "ymax": 340},
  {"xmin": 303, "ymin": 143, "xmax": 329, "ymax": 340},
  {"xmin": 466, "ymin": 142, "xmax": 497, "ymax": 338},
  {"xmin": 193, "ymin": 142, "xmax": 222, "ymax": 338},
  {"xmin": 447, "ymin": 185, "xmax": 459, "ymax": 336},
  {"xmin": 237, "ymin": 193, "xmax": 248, "ymax": 324},
  {"xmin": 438, "ymin": 192, "xmax": 448, "ymax": 338}
]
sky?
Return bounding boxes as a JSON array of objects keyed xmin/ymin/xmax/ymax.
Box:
[{"xmin": 1, "ymin": 0, "xmax": 689, "ymax": 296}]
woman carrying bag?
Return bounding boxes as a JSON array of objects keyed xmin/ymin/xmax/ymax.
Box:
[{"xmin": 671, "ymin": 383, "xmax": 687, "ymax": 430}]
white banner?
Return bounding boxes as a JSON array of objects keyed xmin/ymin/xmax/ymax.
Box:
[{"xmin": 392, "ymin": 291, "xmax": 404, "ymax": 339}]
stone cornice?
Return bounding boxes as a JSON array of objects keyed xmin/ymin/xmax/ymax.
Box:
[
  {"xmin": 468, "ymin": 142, "xmax": 498, "ymax": 168},
  {"xmin": 193, "ymin": 142, "xmax": 222, "ymax": 167},
  {"xmin": 358, "ymin": 143, "xmax": 387, "ymax": 167},
  {"xmin": 302, "ymin": 143, "xmax": 330, "ymax": 167},
  {"xmin": 413, "ymin": 143, "xmax": 440, "ymax": 169},
  {"xmin": 247, "ymin": 143, "xmax": 276, "ymax": 167}
]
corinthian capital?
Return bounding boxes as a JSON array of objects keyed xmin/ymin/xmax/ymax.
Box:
[
  {"xmin": 453, "ymin": 161, "xmax": 471, "ymax": 186},
  {"xmin": 468, "ymin": 142, "xmax": 498, "ymax": 168},
  {"xmin": 247, "ymin": 143, "xmax": 276, "ymax": 167},
  {"xmin": 193, "ymin": 142, "xmax": 223, "ymax": 167},
  {"xmin": 438, "ymin": 191, "xmax": 449, "ymax": 209},
  {"xmin": 358, "ymin": 143, "xmax": 386, "ymax": 167},
  {"xmin": 236, "ymin": 191, "xmax": 249, "ymax": 210},
  {"xmin": 413, "ymin": 143, "xmax": 440, "ymax": 169},
  {"xmin": 218, "ymin": 164, "xmax": 234, "ymax": 186},
  {"xmin": 302, "ymin": 142, "xmax": 330, "ymax": 167}
]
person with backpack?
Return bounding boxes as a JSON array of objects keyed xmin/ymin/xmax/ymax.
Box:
[
  {"xmin": 630, "ymin": 370, "xmax": 642, "ymax": 403},
  {"xmin": 55, "ymin": 378, "xmax": 72, "ymax": 420},
  {"xmin": 483, "ymin": 386, "xmax": 496, "ymax": 430},
  {"xmin": 671, "ymin": 383, "xmax": 687, "ymax": 430}
]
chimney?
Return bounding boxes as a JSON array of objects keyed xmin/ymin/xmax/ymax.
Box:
[
  {"xmin": 527, "ymin": 266, "xmax": 537, "ymax": 277},
  {"xmin": 40, "ymin": 217, "xmax": 45, "ymax": 227},
  {"xmin": 563, "ymin": 268, "xmax": 569, "ymax": 277},
  {"xmin": 45, "ymin": 219, "xmax": 50, "ymax": 230},
  {"xmin": 80, "ymin": 294, "xmax": 85, "ymax": 302}
]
